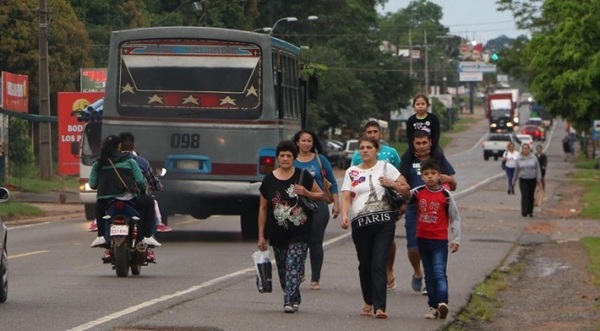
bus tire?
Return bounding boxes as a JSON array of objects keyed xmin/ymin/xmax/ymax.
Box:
[
  {"xmin": 84, "ymin": 204, "xmax": 96, "ymax": 221},
  {"xmin": 241, "ymin": 207, "xmax": 259, "ymax": 240}
]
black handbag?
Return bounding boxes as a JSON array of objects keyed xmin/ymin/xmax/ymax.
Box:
[
  {"xmin": 384, "ymin": 162, "xmax": 405, "ymax": 209},
  {"xmin": 298, "ymin": 169, "xmax": 319, "ymax": 215}
]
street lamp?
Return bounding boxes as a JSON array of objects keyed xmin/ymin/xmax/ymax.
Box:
[{"xmin": 268, "ymin": 17, "xmax": 298, "ymax": 35}]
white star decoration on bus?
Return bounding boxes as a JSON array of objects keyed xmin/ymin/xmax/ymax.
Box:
[
  {"xmin": 148, "ymin": 94, "xmax": 164, "ymax": 104},
  {"xmin": 121, "ymin": 83, "xmax": 135, "ymax": 94},
  {"xmin": 182, "ymin": 95, "xmax": 199, "ymax": 105},
  {"xmin": 246, "ymin": 86, "xmax": 258, "ymax": 97},
  {"xmin": 220, "ymin": 96, "xmax": 236, "ymax": 105}
]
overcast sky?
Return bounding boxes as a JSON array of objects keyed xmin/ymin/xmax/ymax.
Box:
[{"xmin": 378, "ymin": 0, "xmax": 530, "ymax": 43}]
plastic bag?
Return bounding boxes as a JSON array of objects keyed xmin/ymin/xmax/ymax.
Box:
[{"xmin": 252, "ymin": 250, "xmax": 272, "ymax": 293}]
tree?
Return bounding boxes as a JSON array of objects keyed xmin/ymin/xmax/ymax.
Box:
[
  {"xmin": 522, "ymin": 0, "xmax": 600, "ymax": 131},
  {"xmin": 8, "ymin": 118, "xmax": 35, "ymax": 187}
]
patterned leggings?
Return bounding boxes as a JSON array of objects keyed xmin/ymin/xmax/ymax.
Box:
[{"xmin": 273, "ymin": 242, "xmax": 309, "ymax": 306}]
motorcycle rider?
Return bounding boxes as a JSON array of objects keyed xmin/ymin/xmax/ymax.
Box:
[{"xmin": 89, "ymin": 135, "xmax": 161, "ymax": 260}]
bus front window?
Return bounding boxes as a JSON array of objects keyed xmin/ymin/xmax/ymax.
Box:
[{"xmin": 81, "ymin": 122, "xmax": 101, "ymax": 166}]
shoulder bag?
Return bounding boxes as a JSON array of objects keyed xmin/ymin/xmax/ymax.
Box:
[
  {"xmin": 501, "ymin": 151, "xmax": 507, "ymax": 170},
  {"xmin": 315, "ymin": 154, "xmax": 334, "ymax": 204},
  {"xmin": 297, "ymin": 169, "xmax": 319, "ymax": 215},
  {"xmin": 383, "ymin": 162, "xmax": 405, "ymax": 209}
]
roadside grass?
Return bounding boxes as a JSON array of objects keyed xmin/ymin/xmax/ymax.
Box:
[
  {"xmin": 0, "ymin": 201, "xmax": 44, "ymax": 219},
  {"xmin": 5, "ymin": 175, "xmax": 79, "ymax": 193},
  {"xmin": 446, "ymin": 158, "xmax": 600, "ymax": 329}
]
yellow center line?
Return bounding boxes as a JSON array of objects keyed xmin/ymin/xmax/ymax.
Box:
[{"xmin": 8, "ymin": 250, "xmax": 49, "ymax": 259}]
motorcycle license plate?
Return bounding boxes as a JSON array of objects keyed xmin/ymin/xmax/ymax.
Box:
[{"xmin": 110, "ymin": 225, "xmax": 129, "ymax": 236}]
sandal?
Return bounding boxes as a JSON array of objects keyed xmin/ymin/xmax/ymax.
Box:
[
  {"xmin": 360, "ymin": 305, "xmax": 373, "ymax": 317},
  {"xmin": 375, "ymin": 309, "xmax": 388, "ymax": 319},
  {"xmin": 310, "ymin": 281, "xmax": 320, "ymax": 290},
  {"xmin": 387, "ymin": 277, "xmax": 396, "ymax": 290}
]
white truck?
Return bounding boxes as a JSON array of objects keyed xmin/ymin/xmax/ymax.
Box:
[{"xmin": 481, "ymin": 133, "xmax": 521, "ymax": 161}]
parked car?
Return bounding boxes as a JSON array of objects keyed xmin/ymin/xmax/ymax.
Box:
[
  {"xmin": 322, "ymin": 139, "xmax": 344, "ymax": 169},
  {"xmin": 521, "ymin": 124, "xmax": 545, "ymax": 141},
  {"xmin": 0, "ymin": 187, "xmax": 10, "ymax": 303},
  {"xmin": 516, "ymin": 134, "xmax": 534, "ymax": 148},
  {"xmin": 481, "ymin": 133, "xmax": 520, "ymax": 161},
  {"xmin": 341, "ymin": 139, "xmax": 359, "ymax": 169}
]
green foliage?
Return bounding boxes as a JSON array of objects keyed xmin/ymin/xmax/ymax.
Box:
[
  {"xmin": 580, "ymin": 237, "xmax": 600, "ymax": 287},
  {"xmin": 0, "ymin": 201, "xmax": 45, "ymax": 220},
  {"xmin": 8, "ymin": 118, "xmax": 35, "ymax": 185},
  {"xmin": 4, "ymin": 175, "xmax": 78, "ymax": 193}
]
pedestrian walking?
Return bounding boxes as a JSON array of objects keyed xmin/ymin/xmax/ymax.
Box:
[
  {"xmin": 257, "ymin": 140, "xmax": 324, "ymax": 313},
  {"xmin": 400, "ymin": 130, "xmax": 457, "ymax": 295},
  {"xmin": 512, "ymin": 144, "xmax": 542, "ymax": 217},
  {"xmin": 293, "ymin": 130, "xmax": 340, "ymax": 290},
  {"xmin": 351, "ymin": 120, "xmax": 401, "ymax": 290},
  {"xmin": 408, "ymin": 158, "xmax": 461, "ymax": 320},
  {"xmin": 534, "ymin": 144, "xmax": 547, "ymax": 191},
  {"xmin": 340, "ymin": 136, "xmax": 410, "ymax": 319},
  {"xmin": 502, "ymin": 143, "xmax": 519, "ymax": 194}
]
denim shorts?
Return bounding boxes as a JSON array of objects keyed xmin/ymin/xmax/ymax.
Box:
[{"xmin": 404, "ymin": 204, "xmax": 417, "ymax": 249}]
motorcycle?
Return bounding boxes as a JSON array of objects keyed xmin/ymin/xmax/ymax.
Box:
[{"xmin": 102, "ymin": 199, "xmax": 155, "ymax": 277}]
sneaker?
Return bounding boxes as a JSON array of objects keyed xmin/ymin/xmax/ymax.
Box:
[
  {"xmin": 91, "ymin": 236, "xmax": 106, "ymax": 247},
  {"xmin": 283, "ymin": 304, "xmax": 295, "ymax": 313},
  {"xmin": 156, "ymin": 223, "xmax": 172, "ymax": 232},
  {"xmin": 142, "ymin": 236, "xmax": 162, "ymax": 247},
  {"xmin": 292, "ymin": 303, "xmax": 300, "ymax": 312},
  {"xmin": 424, "ymin": 307, "xmax": 439, "ymax": 319},
  {"xmin": 437, "ymin": 303, "xmax": 449, "ymax": 319},
  {"xmin": 101, "ymin": 249, "xmax": 112, "ymax": 263},
  {"xmin": 422, "ymin": 286, "xmax": 428, "ymax": 295},
  {"xmin": 411, "ymin": 274, "xmax": 423, "ymax": 292},
  {"xmin": 88, "ymin": 220, "xmax": 98, "ymax": 232},
  {"xmin": 146, "ymin": 249, "xmax": 157, "ymax": 263}
]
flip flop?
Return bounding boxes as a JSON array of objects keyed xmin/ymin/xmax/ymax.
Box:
[
  {"xmin": 310, "ymin": 282, "xmax": 321, "ymax": 290},
  {"xmin": 360, "ymin": 305, "xmax": 372, "ymax": 316},
  {"xmin": 387, "ymin": 277, "xmax": 396, "ymax": 290},
  {"xmin": 375, "ymin": 309, "xmax": 388, "ymax": 319}
]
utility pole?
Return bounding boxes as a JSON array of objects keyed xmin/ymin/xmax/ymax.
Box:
[
  {"xmin": 409, "ymin": 29, "xmax": 413, "ymax": 78},
  {"xmin": 424, "ymin": 30, "xmax": 429, "ymax": 95},
  {"xmin": 38, "ymin": 0, "xmax": 53, "ymax": 179}
]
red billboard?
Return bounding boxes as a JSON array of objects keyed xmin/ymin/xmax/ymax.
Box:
[
  {"xmin": 1, "ymin": 71, "xmax": 29, "ymax": 113},
  {"xmin": 57, "ymin": 92, "xmax": 104, "ymax": 175}
]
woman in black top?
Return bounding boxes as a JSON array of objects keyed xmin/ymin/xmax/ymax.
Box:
[{"xmin": 535, "ymin": 144, "xmax": 547, "ymax": 191}]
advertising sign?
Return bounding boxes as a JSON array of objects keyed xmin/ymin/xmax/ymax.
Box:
[
  {"xmin": 57, "ymin": 92, "xmax": 104, "ymax": 175},
  {"xmin": 1, "ymin": 71, "xmax": 29, "ymax": 113},
  {"xmin": 593, "ymin": 120, "xmax": 600, "ymax": 141},
  {"xmin": 457, "ymin": 62, "xmax": 497, "ymax": 73},
  {"xmin": 80, "ymin": 68, "xmax": 107, "ymax": 92},
  {"xmin": 459, "ymin": 72, "xmax": 483, "ymax": 82}
]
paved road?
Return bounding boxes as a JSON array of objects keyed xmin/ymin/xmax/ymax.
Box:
[{"xmin": 4, "ymin": 107, "xmax": 599, "ymax": 331}]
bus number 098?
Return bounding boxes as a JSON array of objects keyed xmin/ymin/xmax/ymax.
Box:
[{"xmin": 170, "ymin": 133, "xmax": 200, "ymax": 148}]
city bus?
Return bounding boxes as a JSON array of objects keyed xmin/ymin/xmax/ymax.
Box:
[{"xmin": 86, "ymin": 26, "xmax": 313, "ymax": 239}]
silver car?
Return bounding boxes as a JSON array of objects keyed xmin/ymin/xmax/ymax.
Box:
[{"xmin": 0, "ymin": 187, "xmax": 9, "ymax": 303}]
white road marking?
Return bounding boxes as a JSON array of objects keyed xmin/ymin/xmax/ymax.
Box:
[{"xmin": 8, "ymin": 250, "xmax": 49, "ymax": 259}]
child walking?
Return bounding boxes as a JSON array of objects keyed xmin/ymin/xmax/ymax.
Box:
[{"xmin": 408, "ymin": 158, "xmax": 461, "ymax": 320}]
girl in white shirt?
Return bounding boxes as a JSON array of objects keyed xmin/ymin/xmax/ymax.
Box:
[{"xmin": 502, "ymin": 142, "xmax": 520, "ymax": 194}]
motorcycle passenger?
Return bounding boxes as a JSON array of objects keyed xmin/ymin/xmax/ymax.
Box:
[{"xmin": 89, "ymin": 135, "xmax": 161, "ymax": 254}]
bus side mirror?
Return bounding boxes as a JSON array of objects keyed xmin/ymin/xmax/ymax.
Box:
[
  {"xmin": 71, "ymin": 141, "xmax": 80, "ymax": 157},
  {"xmin": 308, "ymin": 75, "xmax": 318, "ymax": 100}
]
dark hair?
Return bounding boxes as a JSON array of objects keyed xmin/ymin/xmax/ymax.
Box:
[
  {"xmin": 358, "ymin": 136, "xmax": 380, "ymax": 150},
  {"xmin": 99, "ymin": 135, "xmax": 121, "ymax": 164},
  {"xmin": 292, "ymin": 130, "xmax": 323, "ymax": 154},
  {"xmin": 119, "ymin": 132, "xmax": 135, "ymax": 151},
  {"xmin": 276, "ymin": 140, "xmax": 298, "ymax": 159},
  {"xmin": 362, "ymin": 120, "xmax": 381, "ymax": 133},
  {"xmin": 420, "ymin": 158, "xmax": 440, "ymax": 173},
  {"xmin": 412, "ymin": 130, "xmax": 431, "ymax": 141},
  {"xmin": 412, "ymin": 93, "xmax": 430, "ymax": 107},
  {"xmin": 119, "ymin": 131, "xmax": 135, "ymax": 143}
]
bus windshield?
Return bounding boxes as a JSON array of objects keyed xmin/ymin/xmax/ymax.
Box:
[{"xmin": 118, "ymin": 39, "xmax": 262, "ymax": 118}]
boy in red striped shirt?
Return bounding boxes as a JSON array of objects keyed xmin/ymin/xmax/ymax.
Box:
[{"xmin": 408, "ymin": 158, "xmax": 461, "ymax": 320}]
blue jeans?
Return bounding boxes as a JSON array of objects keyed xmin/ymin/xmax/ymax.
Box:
[
  {"xmin": 308, "ymin": 201, "xmax": 330, "ymax": 282},
  {"xmin": 505, "ymin": 167, "xmax": 515, "ymax": 192},
  {"xmin": 417, "ymin": 238, "xmax": 449, "ymax": 308}
]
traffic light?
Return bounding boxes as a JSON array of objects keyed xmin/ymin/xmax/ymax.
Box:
[{"xmin": 491, "ymin": 52, "xmax": 499, "ymax": 62}]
